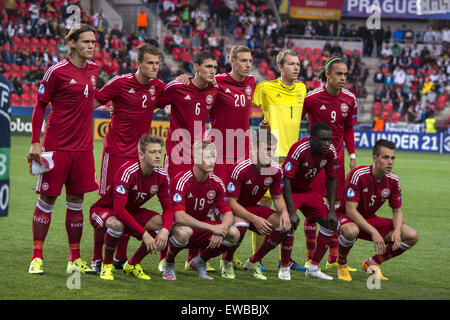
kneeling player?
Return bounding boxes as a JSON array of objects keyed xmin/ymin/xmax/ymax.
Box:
[
  {"xmin": 89, "ymin": 134, "xmax": 173, "ymax": 280},
  {"xmin": 162, "ymin": 140, "xmax": 239, "ymax": 280},
  {"xmin": 226, "ymin": 129, "xmax": 291, "ymax": 280},
  {"xmin": 283, "ymin": 122, "xmax": 338, "ymax": 280},
  {"xmin": 335, "ymin": 139, "xmax": 419, "ymax": 281}
]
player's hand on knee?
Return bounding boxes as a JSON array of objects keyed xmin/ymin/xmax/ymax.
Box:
[
  {"xmin": 371, "ymin": 231, "xmax": 386, "ymax": 254},
  {"xmin": 155, "ymin": 228, "xmax": 169, "ymax": 251},
  {"xmin": 211, "ymin": 224, "xmax": 228, "ymax": 237},
  {"xmin": 142, "ymin": 231, "xmax": 157, "ymax": 253},
  {"xmin": 390, "ymin": 229, "xmax": 402, "ymax": 250},
  {"xmin": 208, "ymin": 235, "xmax": 223, "ymax": 249},
  {"xmin": 327, "ymin": 214, "xmax": 338, "ymax": 230},
  {"xmin": 253, "ymin": 216, "xmax": 272, "ymax": 235},
  {"xmin": 289, "ymin": 214, "xmax": 300, "ymax": 232},
  {"xmin": 279, "ymin": 214, "xmax": 291, "ymax": 233}
]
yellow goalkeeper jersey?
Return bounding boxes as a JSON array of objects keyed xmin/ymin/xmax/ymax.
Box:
[{"xmin": 252, "ymin": 78, "xmax": 306, "ymax": 157}]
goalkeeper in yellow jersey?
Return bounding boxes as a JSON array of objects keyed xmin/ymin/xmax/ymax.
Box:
[{"xmin": 251, "ymin": 49, "xmax": 307, "ymax": 272}]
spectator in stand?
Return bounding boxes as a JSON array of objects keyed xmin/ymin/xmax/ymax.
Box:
[
  {"xmin": 137, "ymin": 7, "xmax": 148, "ymax": 33},
  {"xmin": 328, "ymin": 23, "xmax": 336, "ymax": 37},
  {"xmin": 374, "ymin": 27, "xmax": 384, "ymax": 57},
  {"xmin": 403, "ymin": 26, "xmax": 414, "ymax": 42},
  {"xmin": 406, "ymin": 104, "xmax": 418, "ymax": 123},
  {"xmin": 385, "ymin": 72, "xmax": 394, "ymax": 90},
  {"xmin": 384, "ymin": 26, "xmax": 392, "ymax": 41},
  {"xmin": 373, "ymin": 85, "xmax": 385, "ymax": 104},
  {"xmin": 338, "ymin": 23, "xmax": 349, "ymax": 38},
  {"xmin": 304, "ymin": 20, "xmax": 315, "ymax": 38},
  {"xmin": 443, "ymin": 27, "xmax": 450, "ymax": 43},
  {"xmin": 373, "ymin": 67, "xmax": 385, "ymax": 86},
  {"xmin": 349, "ymin": 24, "xmax": 358, "ymax": 38},
  {"xmin": 381, "ymin": 43, "xmax": 392, "ymax": 57},
  {"xmin": 392, "ymin": 26, "xmax": 404, "ymax": 42},
  {"xmin": 138, "ymin": 29, "xmax": 147, "ymax": 41},
  {"xmin": 358, "ymin": 62, "xmax": 369, "ymax": 85},
  {"xmin": 393, "ymin": 66, "xmax": 406, "ymax": 91},
  {"xmin": 331, "ymin": 40, "xmax": 342, "ymax": 57},
  {"xmin": 423, "ymin": 26, "xmax": 435, "ymax": 43}
]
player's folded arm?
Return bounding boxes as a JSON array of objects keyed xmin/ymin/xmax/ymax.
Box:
[{"xmin": 113, "ymin": 196, "xmax": 146, "ymax": 239}]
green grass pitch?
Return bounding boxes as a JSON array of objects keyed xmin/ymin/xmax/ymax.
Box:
[{"xmin": 1, "ymin": 135, "xmax": 449, "ymax": 300}]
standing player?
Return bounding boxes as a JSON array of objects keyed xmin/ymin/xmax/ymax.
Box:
[
  {"xmin": 156, "ymin": 52, "xmax": 219, "ymax": 270},
  {"xmin": 184, "ymin": 45, "xmax": 256, "ymax": 271},
  {"xmin": 156, "ymin": 51, "xmax": 219, "ymax": 179},
  {"xmin": 162, "ymin": 140, "xmax": 239, "ymax": 280},
  {"xmin": 251, "ymin": 49, "xmax": 307, "ymax": 271},
  {"xmin": 28, "ymin": 24, "xmax": 98, "ymax": 275},
  {"xmin": 226, "ymin": 129, "xmax": 291, "ymax": 280},
  {"xmin": 89, "ymin": 134, "xmax": 173, "ymax": 280},
  {"xmin": 335, "ymin": 139, "xmax": 419, "ymax": 281},
  {"xmin": 90, "ymin": 43, "xmax": 166, "ymax": 272},
  {"xmin": 302, "ymin": 56, "xmax": 358, "ymax": 271},
  {"xmin": 282, "ymin": 122, "xmax": 338, "ymax": 280}
]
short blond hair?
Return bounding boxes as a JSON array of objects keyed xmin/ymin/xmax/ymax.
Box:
[
  {"xmin": 276, "ymin": 49, "xmax": 298, "ymax": 66},
  {"xmin": 230, "ymin": 45, "xmax": 251, "ymax": 61}
]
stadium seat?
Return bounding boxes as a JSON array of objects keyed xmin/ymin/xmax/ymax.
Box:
[
  {"xmin": 381, "ymin": 66, "xmax": 388, "ymax": 75},
  {"xmin": 391, "ymin": 112, "xmax": 402, "ymax": 123},
  {"xmin": 372, "ymin": 102, "xmax": 382, "ymax": 116},
  {"xmin": 382, "ymin": 110, "xmax": 391, "ymax": 121},
  {"xmin": 294, "ymin": 47, "xmax": 302, "ymax": 55},
  {"xmin": 10, "ymin": 93, "xmax": 20, "ymax": 106},
  {"xmin": 313, "ymin": 48, "xmax": 322, "ymax": 56},
  {"xmin": 303, "ymin": 47, "xmax": 312, "ymax": 57},
  {"xmin": 384, "ymin": 102, "xmax": 394, "ymax": 115},
  {"xmin": 236, "ymin": 27, "xmax": 243, "ymax": 40},
  {"xmin": 305, "ymin": 81, "xmax": 315, "ymax": 89},
  {"xmin": 266, "ymin": 69, "xmax": 275, "ymax": 81}
]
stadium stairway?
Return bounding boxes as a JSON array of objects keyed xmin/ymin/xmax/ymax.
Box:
[{"xmin": 359, "ymin": 57, "xmax": 379, "ymax": 123}]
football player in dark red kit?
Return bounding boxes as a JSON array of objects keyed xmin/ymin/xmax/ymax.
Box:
[
  {"xmin": 162, "ymin": 140, "xmax": 239, "ymax": 280},
  {"xmin": 89, "ymin": 134, "xmax": 173, "ymax": 281},
  {"xmin": 90, "ymin": 43, "xmax": 166, "ymax": 272},
  {"xmin": 28, "ymin": 24, "xmax": 98, "ymax": 275},
  {"xmin": 226, "ymin": 129, "xmax": 291, "ymax": 280},
  {"xmin": 335, "ymin": 139, "xmax": 419, "ymax": 281},
  {"xmin": 156, "ymin": 51, "xmax": 219, "ymax": 180},
  {"xmin": 283, "ymin": 122, "xmax": 338, "ymax": 280},
  {"xmin": 302, "ymin": 57, "xmax": 358, "ymax": 271}
]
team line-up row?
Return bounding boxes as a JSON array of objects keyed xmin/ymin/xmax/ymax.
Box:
[{"xmin": 27, "ymin": 24, "xmax": 418, "ymax": 282}]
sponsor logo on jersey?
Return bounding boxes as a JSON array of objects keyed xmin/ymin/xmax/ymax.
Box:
[
  {"xmin": 320, "ymin": 105, "xmax": 326, "ymax": 110},
  {"xmin": 245, "ymin": 86, "xmax": 252, "ymax": 96},
  {"xmin": 173, "ymin": 193, "xmax": 182, "ymax": 202},
  {"xmin": 206, "ymin": 94, "xmax": 213, "ymax": 104},
  {"xmin": 69, "ymin": 79, "xmax": 77, "ymax": 84},
  {"xmin": 246, "ymin": 180, "xmax": 252, "ymax": 184},
  {"xmin": 381, "ymin": 188, "xmax": 390, "ymax": 198},
  {"xmin": 275, "ymin": 93, "xmax": 281, "ymax": 98},
  {"xmin": 207, "ymin": 190, "xmax": 216, "ymax": 200},
  {"xmin": 150, "ymin": 185, "xmax": 159, "ymax": 194},
  {"xmin": 188, "ymin": 193, "xmax": 193, "ymax": 198},
  {"xmin": 302, "ymin": 162, "xmax": 309, "ymax": 167},
  {"xmin": 38, "ymin": 84, "xmax": 45, "ymax": 95},
  {"xmin": 264, "ymin": 177, "xmax": 273, "ymax": 186},
  {"xmin": 363, "ymin": 187, "xmax": 368, "ymax": 192},
  {"xmin": 184, "ymin": 95, "xmax": 191, "ymax": 100},
  {"xmin": 319, "ymin": 160, "xmax": 327, "ymax": 168},
  {"xmin": 116, "ymin": 185, "xmax": 126, "ymax": 194},
  {"xmin": 347, "ymin": 187, "xmax": 355, "ymax": 198},
  {"xmin": 225, "ymin": 88, "xmax": 231, "ymax": 93},
  {"xmin": 132, "ymin": 185, "xmax": 138, "ymax": 190},
  {"xmin": 341, "ymin": 103, "xmax": 349, "ymax": 112},
  {"xmin": 227, "ymin": 182, "xmax": 236, "ymax": 193},
  {"xmin": 284, "ymin": 161, "xmax": 292, "ymax": 171},
  {"xmin": 128, "ymin": 88, "xmax": 135, "ymax": 94}
]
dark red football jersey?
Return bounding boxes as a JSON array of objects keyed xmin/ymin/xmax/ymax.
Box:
[
  {"xmin": 303, "ymin": 85, "xmax": 357, "ymax": 158},
  {"xmin": 337, "ymin": 165, "xmax": 402, "ymax": 218},
  {"xmin": 282, "ymin": 137, "xmax": 337, "ymax": 193},
  {"xmin": 95, "ymin": 73, "xmax": 165, "ymax": 157},
  {"xmin": 226, "ymin": 159, "xmax": 284, "ymax": 207},
  {"xmin": 171, "ymin": 170, "xmax": 231, "ymax": 221},
  {"xmin": 37, "ymin": 58, "xmax": 99, "ymax": 151},
  {"xmin": 157, "ymin": 79, "xmax": 219, "ymax": 163},
  {"xmin": 209, "ymin": 73, "xmax": 256, "ymax": 162}
]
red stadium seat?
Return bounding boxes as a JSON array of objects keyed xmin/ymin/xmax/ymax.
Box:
[
  {"xmin": 258, "ymin": 61, "xmax": 268, "ymax": 74},
  {"xmin": 235, "ymin": 27, "xmax": 243, "ymax": 40},
  {"xmin": 381, "ymin": 66, "xmax": 388, "ymax": 75},
  {"xmin": 313, "ymin": 48, "xmax": 322, "ymax": 56},
  {"xmin": 382, "ymin": 110, "xmax": 391, "ymax": 121},
  {"xmin": 305, "ymin": 81, "xmax": 315, "ymax": 89},
  {"xmin": 391, "ymin": 112, "xmax": 402, "ymax": 123},
  {"xmin": 266, "ymin": 69, "xmax": 275, "ymax": 80},
  {"xmin": 303, "ymin": 47, "xmax": 312, "ymax": 57},
  {"xmin": 384, "ymin": 102, "xmax": 394, "ymax": 114},
  {"xmin": 372, "ymin": 102, "xmax": 382, "ymax": 116},
  {"xmin": 295, "ymin": 47, "xmax": 302, "ymax": 55},
  {"xmin": 10, "ymin": 93, "xmax": 20, "ymax": 106}
]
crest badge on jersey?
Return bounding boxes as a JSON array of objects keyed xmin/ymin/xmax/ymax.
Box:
[
  {"xmin": 207, "ymin": 190, "xmax": 216, "ymax": 200},
  {"xmin": 206, "ymin": 94, "xmax": 213, "ymax": 105},
  {"xmin": 116, "ymin": 185, "xmax": 126, "ymax": 195},
  {"xmin": 150, "ymin": 185, "xmax": 159, "ymax": 194},
  {"xmin": 284, "ymin": 161, "xmax": 292, "ymax": 172},
  {"xmin": 381, "ymin": 188, "xmax": 390, "ymax": 198},
  {"xmin": 91, "ymin": 75, "xmax": 96, "ymax": 86},
  {"xmin": 347, "ymin": 187, "xmax": 355, "ymax": 198},
  {"xmin": 149, "ymin": 86, "xmax": 155, "ymax": 95},
  {"xmin": 173, "ymin": 193, "xmax": 182, "ymax": 202},
  {"xmin": 341, "ymin": 103, "xmax": 349, "ymax": 113},
  {"xmin": 319, "ymin": 160, "xmax": 327, "ymax": 168},
  {"xmin": 245, "ymin": 86, "xmax": 252, "ymax": 96},
  {"xmin": 264, "ymin": 177, "xmax": 273, "ymax": 186}
]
